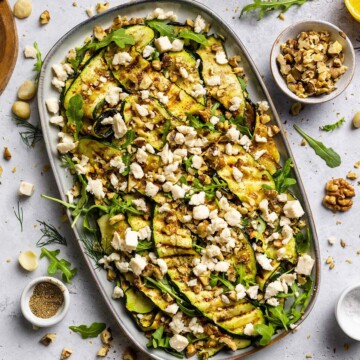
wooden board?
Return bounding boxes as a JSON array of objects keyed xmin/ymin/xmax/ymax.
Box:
[{"xmin": 0, "ymin": 0, "xmax": 18, "ymax": 95}]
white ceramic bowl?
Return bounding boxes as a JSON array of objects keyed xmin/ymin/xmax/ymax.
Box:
[
  {"xmin": 21, "ymin": 276, "xmax": 70, "ymax": 327},
  {"xmin": 335, "ymin": 283, "xmax": 360, "ymax": 340},
  {"xmin": 270, "ymin": 20, "xmax": 356, "ymax": 104}
]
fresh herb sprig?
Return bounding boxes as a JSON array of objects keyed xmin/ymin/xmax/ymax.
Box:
[
  {"xmin": 79, "ymin": 233, "xmax": 104, "ymax": 264},
  {"xmin": 33, "ymin": 42, "xmax": 43, "ymax": 85},
  {"xmin": 272, "ymin": 158, "xmax": 297, "ymax": 193},
  {"xmin": 191, "ymin": 177, "xmax": 227, "ymax": 199},
  {"xmin": 240, "ymin": 0, "xmax": 312, "ymax": 20},
  {"xmin": 40, "ymin": 247, "xmax": 77, "ymax": 284},
  {"xmin": 13, "ymin": 201, "xmax": 24, "ymax": 232},
  {"xmin": 294, "ymin": 227, "xmax": 311, "ymax": 254},
  {"xmin": 66, "ymin": 94, "xmax": 84, "ymax": 141},
  {"xmin": 37, "ymin": 220, "xmax": 67, "ymax": 247},
  {"xmin": 320, "ymin": 117, "xmax": 345, "ymax": 132},
  {"xmin": 188, "ymin": 113, "xmax": 215, "ymax": 132},
  {"xmin": 294, "ymin": 125, "xmax": 341, "ymax": 168},
  {"xmin": 178, "ymin": 30, "xmax": 208, "ymax": 45},
  {"xmin": 15, "ymin": 120, "xmax": 43, "ymax": 148},
  {"xmin": 69, "ymin": 322, "xmax": 106, "ymax": 339}
]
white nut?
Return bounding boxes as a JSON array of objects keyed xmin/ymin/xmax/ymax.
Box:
[
  {"xmin": 13, "ymin": 0, "xmax": 32, "ymax": 19},
  {"xmin": 352, "ymin": 111, "xmax": 360, "ymax": 129},
  {"xmin": 18, "ymin": 80, "xmax": 36, "ymax": 100},
  {"xmin": 18, "ymin": 251, "xmax": 38, "ymax": 271},
  {"xmin": 12, "ymin": 101, "xmax": 31, "ymax": 119}
]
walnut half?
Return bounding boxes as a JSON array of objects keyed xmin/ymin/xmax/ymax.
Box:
[{"xmin": 323, "ymin": 178, "xmax": 355, "ymax": 212}]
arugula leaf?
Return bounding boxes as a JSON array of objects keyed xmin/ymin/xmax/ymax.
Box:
[
  {"xmin": 188, "ymin": 113, "xmax": 215, "ymax": 132},
  {"xmin": 294, "ymin": 228, "xmax": 310, "ymax": 254},
  {"xmin": 33, "ymin": 42, "xmax": 43, "ymax": 85},
  {"xmin": 241, "ymin": 0, "xmax": 312, "ymax": 20},
  {"xmin": 40, "ymin": 247, "xmax": 77, "ymax": 284},
  {"xmin": 229, "ymin": 116, "xmax": 252, "ymax": 138},
  {"xmin": 184, "ymin": 156, "xmax": 194, "ymax": 172},
  {"xmin": 121, "ymin": 153, "xmax": 131, "ymax": 176},
  {"xmin": 147, "ymin": 20, "xmax": 175, "ymax": 40},
  {"xmin": 294, "ymin": 125, "xmax": 341, "ymax": 168},
  {"xmin": 238, "ymin": 77, "xmax": 247, "ymax": 91},
  {"xmin": 320, "ymin": 117, "xmax": 345, "ymax": 132},
  {"xmin": 147, "ymin": 326, "xmax": 184, "ymax": 358},
  {"xmin": 66, "ymin": 94, "xmax": 84, "ymax": 141},
  {"xmin": 87, "ymin": 28, "xmax": 135, "ymax": 51},
  {"xmin": 68, "ymin": 43, "xmax": 89, "ymax": 72},
  {"xmin": 69, "ymin": 322, "xmax": 106, "ymax": 339},
  {"xmin": 272, "ymin": 158, "xmax": 297, "ymax": 193},
  {"xmin": 179, "ymin": 30, "xmax": 208, "ymax": 45},
  {"xmin": 267, "ymin": 306, "xmax": 289, "ymax": 330},
  {"xmin": 121, "ymin": 130, "xmax": 136, "ymax": 149},
  {"xmin": 209, "ymin": 273, "xmax": 235, "ymax": 291},
  {"xmin": 190, "ymin": 177, "xmax": 227, "ymax": 199},
  {"xmin": 162, "ymin": 119, "xmax": 171, "ymax": 144},
  {"xmin": 254, "ymin": 323, "xmax": 275, "ymax": 345},
  {"xmin": 136, "ymin": 240, "xmax": 153, "ymax": 252}
]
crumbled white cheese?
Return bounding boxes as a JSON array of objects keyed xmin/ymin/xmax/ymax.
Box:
[
  {"xmin": 257, "ymin": 101, "xmax": 269, "ymax": 113},
  {"xmin": 194, "ymin": 15, "xmax": 206, "ymax": 33},
  {"xmin": 52, "ymin": 77, "xmax": 65, "ymax": 90},
  {"xmin": 110, "ymin": 173, "xmax": 119, "ymax": 187},
  {"xmin": 158, "ymin": 203, "xmax": 171, "ymax": 213},
  {"xmin": 157, "ymin": 258, "xmax": 168, "ymax": 275},
  {"xmin": 265, "ymin": 280, "xmax": 283, "ymax": 299},
  {"xmin": 132, "ymin": 198, "xmax": 147, "ymax": 212},
  {"xmin": 124, "ymin": 228, "xmax": 139, "ymax": 252},
  {"xmin": 19, "ymin": 181, "xmax": 35, "ymax": 196},
  {"xmin": 135, "ymin": 103, "xmax": 149, "ymax": 117},
  {"xmin": 235, "ymin": 283, "xmax": 246, "ymax": 300},
  {"xmin": 52, "ymin": 64, "xmax": 68, "ymax": 82},
  {"xmin": 129, "ymin": 254, "xmax": 147, "ymax": 276},
  {"xmin": 165, "ymin": 303, "xmax": 179, "ymax": 315},
  {"xmin": 295, "ymin": 254, "xmax": 315, "ymax": 276},
  {"xmin": 145, "ymin": 182, "xmax": 160, "ymax": 197},
  {"xmin": 112, "ymin": 52, "xmax": 133, "ymax": 66},
  {"xmin": 105, "ymin": 87, "xmax": 122, "ymax": 106},
  {"xmin": 224, "ymin": 208, "xmax": 241, "ymax": 227},
  {"xmin": 187, "ymin": 279, "xmax": 198, "ymax": 287},
  {"xmin": 192, "ymin": 155, "xmax": 203, "ymax": 169},
  {"xmin": 171, "ymin": 184, "xmax": 186, "ymax": 200},
  {"xmin": 244, "ymin": 323, "xmax": 255, "ymax": 336},
  {"xmin": 253, "ymin": 149, "xmax": 267, "ymax": 160},
  {"xmin": 154, "ymin": 36, "xmax": 173, "ymax": 53},
  {"xmin": 143, "ymin": 45, "xmax": 155, "ymax": 58},
  {"xmin": 226, "ymin": 126, "xmax": 240, "ymax": 143},
  {"xmin": 179, "ymin": 67, "xmax": 189, "ymax": 79},
  {"xmin": 215, "ymin": 51, "xmax": 228, "ymax": 65},
  {"xmin": 146, "ymin": 143, "xmax": 155, "ymax": 154},
  {"xmin": 239, "ymin": 135, "xmax": 251, "ymax": 151},
  {"xmin": 232, "ymin": 167, "xmax": 243, "ymax": 182},
  {"xmin": 246, "ymin": 285, "xmax": 259, "ymax": 300},
  {"xmin": 86, "ymin": 178, "xmax": 105, "ymax": 199},
  {"xmin": 281, "ymin": 224, "xmax": 293, "ymax": 245},
  {"xmin": 50, "ymin": 115, "xmax": 64, "ymax": 127},
  {"xmin": 255, "ymin": 134, "xmax": 267, "ymax": 143},
  {"xmin": 207, "ymin": 75, "xmax": 221, "ymax": 86},
  {"xmin": 171, "ymin": 39, "xmax": 184, "ymax": 52},
  {"xmin": 267, "ymin": 298, "xmax": 280, "ymax": 307},
  {"xmin": 130, "ymin": 162, "xmax": 144, "ymax": 179},
  {"xmin": 215, "ymin": 261, "xmax": 230, "ymax": 272},
  {"xmin": 138, "ymin": 226, "xmax": 151, "ymax": 241},
  {"xmin": 147, "ymin": 8, "xmax": 177, "ymax": 21},
  {"xmin": 169, "ymin": 334, "xmax": 189, "ymax": 353},
  {"xmin": 193, "ymin": 263, "xmax": 207, "ymax": 276},
  {"xmin": 191, "ymin": 83, "xmax": 206, "ymax": 98},
  {"xmin": 229, "ymin": 96, "xmax": 242, "ymax": 112},
  {"xmin": 189, "ymin": 191, "xmax": 205, "ymax": 206},
  {"xmin": 210, "ymin": 116, "xmax": 219, "ymax": 125},
  {"xmin": 24, "ymin": 46, "xmax": 37, "ymax": 59},
  {"xmin": 157, "ymin": 91, "xmax": 169, "ymax": 104},
  {"xmin": 113, "ymin": 113, "xmax": 127, "ymax": 139},
  {"xmin": 45, "ymin": 98, "xmax": 59, "ymax": 114},
  {"xmin": 188, "ymin": 317, "xmax": 204, "ymax": 335},
  {"xmin": 112, "ymin": 286, "xmax": 124, "ymax": 299},
  {"xmin": 277, "ymin": 193, "xmax": 288, "ymax": 203},
  {"xmin": 136, "ymin": 148, "xmax": 148, "ymax": 164},
  {"xmin": 256, "ymin": 252, "xmax": 274, "ymax": 271},
  {"xmin": 193, "ymin": 205, "xmax": 210, "ymax": 220},
  {"xmin": 283, "ymin": 200, "xmax": 304, "ymax": 218},
  {"xmin": 110, "ymin": 156, "xmax": 126, "ymax": 173}
]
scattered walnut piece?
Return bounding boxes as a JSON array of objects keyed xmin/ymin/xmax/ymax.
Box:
[
  {"xmin": 93, "ymin": 26, "xmax": 106, "ymax": 41},
  {"xmin": 357, "ymin": 250, "xmax": 360, "ymax": 255},
  {"xmin": 323, "ymin": 178, "xmax": 355, "ymax": 212},
  {"xmin": 123, "ymin": 347, "xmax": 137, "ymax": 360},
  {"xmin": 305, "ymin": 353, "xmax": 312, "ymax": 358},
  {"xmin": 278, "ymin": 13, "xmax": 285, "ymax": 20},
  {"xmin": 345, "ymin": 259, "xmax": 352, "ymax": 264},
  {"xmin": 3, "ymin": 147, "xmax": 11, "ymax": 160},
  {"xmin": 0, "ymin": 165, "xmax": 3, "ymax": 177},
  {"xmin": 340, "ymin": 239, "xmax": 347, "ymax": 248},
  {"xmin": 96, "ymin": 2, "xmax": 110, "ymax": 14},
  {"xmin": 60, "ymin": 348, "xmax": 73, "ymax": 360},
  {"xmin": 39, "ymin": 10, "xmax": 50, "ymax": 25},
  {"xmin": 300, "ymin": 139, "xmax": 307, "ymax": 146},
  {"xmin": 97, "ymin": 344, "xmax": 110, "ymax": 357},
  {"xmin": 354, "ymin": 160, "xmax": 360, "ymax": 169},
  {"xmin": 40, "ymin": 333, "xmax": 56, "ymax": 346},
  {"xmin": 290, "ymin": 102, "xmax": 303, "ymax": 116},
  {"xmin": 347, "ymin": 171, "xmax": 358, "ymax": 180},
  {"xmin": 100, "ymin": 328, "xmax": 113, "ymax": 345}
]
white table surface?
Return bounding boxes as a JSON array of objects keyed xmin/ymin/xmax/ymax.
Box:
[{"xmin": 1, "ymin": 0, "xmax": 360, "ymax": 359}]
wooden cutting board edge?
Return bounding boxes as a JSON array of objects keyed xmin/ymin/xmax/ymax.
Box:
[{"xmin": 0, "ymin": 0, "xmax": 19, "ymax": 95}]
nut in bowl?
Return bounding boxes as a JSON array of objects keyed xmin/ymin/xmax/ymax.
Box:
[{"xmin": 270, "ymin": 20, "xmax": 356, "ymax": 104}]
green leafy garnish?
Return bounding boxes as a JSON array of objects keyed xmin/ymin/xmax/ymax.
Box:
[
  {"xmin": 267, "ymin": 305, "xmax": 289, "ymax": 330},
  {"xmin": 121, "ymin": 153, "xmax": 131, "ymax": 176},
  {"xmin": 190, "ymin": 177, "xmax": 227, "ymax": 199},
  {"xmin": 238, "ymin": 77, "xmax": 247, "ymax": 92},
  {"xmin": 240, "ymin": 0, "xmax": 312, "ymax": 20},
  {"xmin": 69, "ymin": 322, "xmax": 106, "ymax": 339},
  {"xmin": 229, "ymin": 116, "xmax": 252, "ymax": 138},
  {"xmin": 179, "ymin": 30, "xmax": 208, "ymax": 45},
  {"xmin": 188, "ymin": 113, "xmax": 215, "ymax": 132},
  {"xmin": 33, "ymin": 42, "xmax": 43, "ymax": 85},
  {"xmin": 209, "ymin": 273, "xmax": 235, "ymax": 291},
  {"xmin": 87, "ymin": 28, "xmax": 135, "ymax": 51},
  {"xmin": 294, "ymin": 125, "xmax": 341, "ymax": 168},
  {"xmin": 147, "ymin": 326, "xmax": 184, "ymax": 358},
  {"xmin": 13, "ymin": 201, "xmax": 24, "ymax": 232},
  {"xmin": 272, "ymin": 158, "xmax": 297, "ymax": 193},
  {"xmin": 184, "ymin": 156, "xmax": 194, "ymax": 172},
  {"xmin": 320, "ymin": 117, "xmax": 345, "ymax": 132},
  {"xmin": 121, "ymin": 130, "xmax": 136, "ymax": 149},
  {"xmin": 147, "ymin": 20, "xmax": 175, "ymax": 40},
  {"xmin": 162, "ymin": 119, "xmax": 171, "ymax": 144},
  {"xmin": 66, "ymin": 94, "xmax": 84, "ymax": 141},
  {"xmin": 40, "ymin": 247, "xmax": 77, "ymax": 284},
  {"xmin": 79, "ymin": 233, "xmax": 104, "ymax": 264},
  {"xmin": 295, "ymin": 228, "xmax": 311, "ymax": 254},
  {"xmin": 15, "ymin": 120, "xmax": 43, "ymax": 148},
  {"xmin": 136, "ymin": 240, "xmax": 153, "ymax": 252},
  {"xmin": 36, "ymin": 220, "xmax": 67, "ymax": 247},
  {"xmin": 254, "ymin": 323, "xmax": 275, "ymax": 345}
]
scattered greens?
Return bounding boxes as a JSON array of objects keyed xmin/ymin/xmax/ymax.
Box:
[
  {"xmin": 40, "ymin": 247, "xmax": 77, "ymax": 284},
  {"xmin": 295, "ymin": 228, "xmax": 311, "ymax": 254},
  {"xmin": 229, "ymin": 116, "xmax": 252, "ymax": 138},
  {"xmin": 272, "ymin": 158, "xmax": 297, "ymax": 193},
  {"xmin": 33, "ymin": 42, "xmax": 43, "ymax": 85},
  {"xmin": 254, "ymin": 323, "xmax": 275, "ymax": 345},
  {"xmin": 15, "ymin": 120, "xmax": 43, "ymax": 148},
  {"xmin": 320, "ymin": 117, "xmax": 345, "ymax": 132},
  {"xmin": 294, "ymin": 124, "xmax": 341, "ymax": 168},
  {"xmin": 147, "ymin": 20, "xmax": 176, "ymax": 40},
  {"xmin": 36, "ymin": 220, "xmax": 67, "ymax": 247},
  {"xmin": 13, "ymin": 201, "xmax": 24, "ymax": 232},
  {"xmin": 121, "ymin": 130, "xmax": 136, "ymax": 150},
  {"xmin": 240, "ymin": 0, "xmax": 312, "ymax": 20},
  {"xmin": 188, "ymin": 113, "xmax": 215, "ymax": 132},
  {"xmin": 79, "ymin": 233, "xmax": 104, "ymax": 264},
  {"xmin": 66, "ymin": 94, "xmax": 84, "ymax": 141},
  {"xmin": 178, "ymin": 30, "xmax": 208, "ymax": 45},
  {"xmin": 69, "ymin": 322, "xmax": 106, "ymax": 339},
  {"xmin": 87, "ymin": 28, "xmax": 135, "ymax": 51}
]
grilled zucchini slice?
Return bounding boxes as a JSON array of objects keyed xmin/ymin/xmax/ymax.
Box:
[
  {"xmin": 196, "ymin": 36, "xmax": 245, "ymax": 115},
  {"xmin": 64, "ymin": 51, "xmax": 119, "ymax": 119},
  {"xmin": 125, "ymin": 287, "xmax": 155, "ymax": 314}
]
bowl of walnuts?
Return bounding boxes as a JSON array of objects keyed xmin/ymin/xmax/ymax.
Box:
[{"xmin": 270, "ymin": 20, "xmax": 356, "ymax": 104}]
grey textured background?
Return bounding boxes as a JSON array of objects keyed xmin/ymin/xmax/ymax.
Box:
[{"xmin": 1, "ymin": 0, "xmax": 360, "ymax": 359}]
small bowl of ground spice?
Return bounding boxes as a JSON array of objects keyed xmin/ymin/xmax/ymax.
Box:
[{"xmin": 21, "ymin": 276, "xmax": 70, "ymax": 327}]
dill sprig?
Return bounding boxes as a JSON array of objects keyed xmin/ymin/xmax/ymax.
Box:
[
  {"xmin": 79, "ymin": 233, "xmax": 104, "ymax": 265},
  {"xmin": 15, "ymin": 120, "xmax": 43, "ymax": 147},
  {"xmin": 13, "ymin": 201, "xmax": 24, "ymax": 232},
  {"xmin": 36, "ymin": 220, "xmax": 67, "ymax": 247},
  {"xmin": 33, "ymin": 42, "xmax": 43, "ymax": 85}
]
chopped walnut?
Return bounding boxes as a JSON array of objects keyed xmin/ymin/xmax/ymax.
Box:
[
  {"xmin": 39, "ymin": 10, "xmax": 50, "ymax": 24},
  {"xmin": 277, "ymin": 31, "xmax": 347, "ymax": 98},
  {"xmin": 346, "ymin": 171, "xmax": 358, "ymax": 180},
  {"xmin": 93, "ymin": 26, "xmax": 106, "ymax": 41},
  {"xmin": 123, "ymin": 347, "xmax": 137, "ymax": 360},
  {"xmin": 40, "ymin": 333, "xmax": 56, "ymax": 346},
  {"xmin": 3, "ymin": 147, "xmax": 11, "ymax": 160},
  {"xmin": 323, "ymin": 178, "xmax": 355, "ymax": 212},
  {"xmin": 60, "ymin": 348, "xmax": 73, "ymax": 360},
  {"xmin": 290, "ymin": 102, "xmax": 303, "ymax": 116},
  {"xmin": 100, "ymin": 328, "xmax": 113, "ymax": 344},
  {"xmin": 96, "ymin": 2, "xmax": 110, "ymax": 13},
  {"xmin": 97, "ymin": 344, "xmax": 110, "ymax": 357}
]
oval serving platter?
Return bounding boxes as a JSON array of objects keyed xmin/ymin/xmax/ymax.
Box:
[{"xmin": 37, "ymin": 1, "xmax": 320, "ymax": 359}]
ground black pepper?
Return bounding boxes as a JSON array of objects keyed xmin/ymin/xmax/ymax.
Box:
[{"xmin": 29, "ymin": 282, "xmax": 64, "ymax": 319}]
